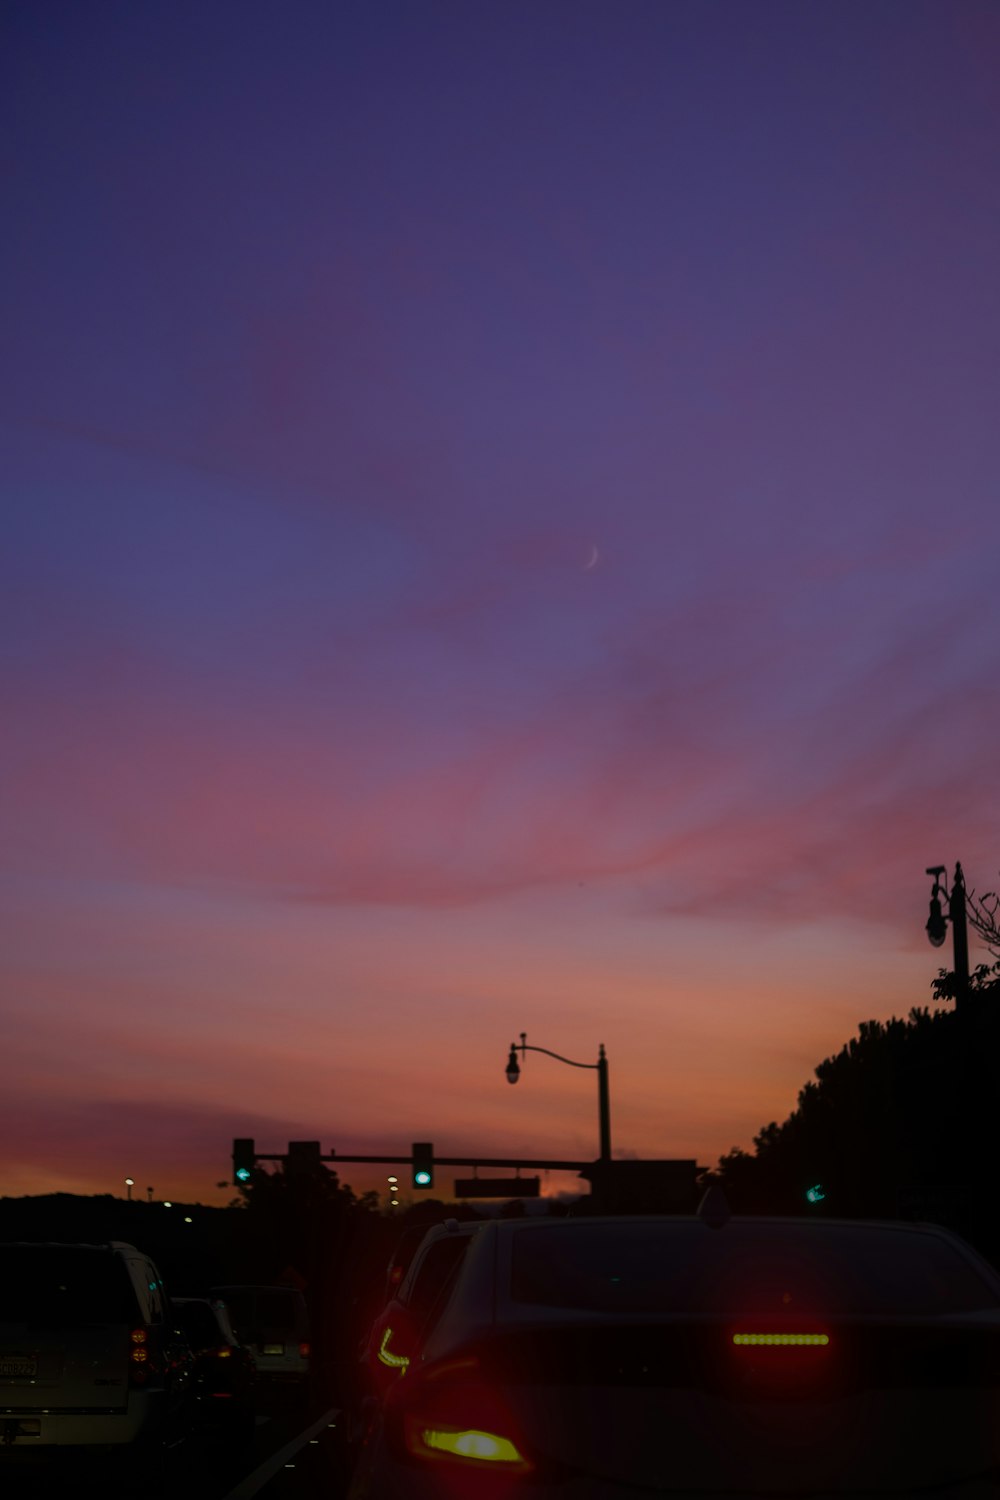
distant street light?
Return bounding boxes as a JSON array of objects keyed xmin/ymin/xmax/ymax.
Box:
[
  {"xmin": 124, "ymin": 1177, "xmax": 134, "ymax": 1201},
  {"xmin": 925, "ymin": 863, "xmax": 970, "ymax": 1009},
  {"xmin": 505, "ymin": 1031, "xmax": 612, "ymax": 1162},
  {"xmin": 146, "ymin": 1187, "xmax": 153, "ymax": 1203}
]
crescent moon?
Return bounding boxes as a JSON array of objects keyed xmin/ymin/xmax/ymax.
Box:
[{"xmin": 584, "ymin": 544, "xmax": 600, "ymax": 571}]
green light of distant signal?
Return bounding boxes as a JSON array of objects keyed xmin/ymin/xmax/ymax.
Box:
[
  {"xmin": 236, "ymin": 1166, "xmax": 252, "ymax": 1183},
  {"xmin": 805, "ymin": 1184, "xmax": 826, "ymax": 1203}
]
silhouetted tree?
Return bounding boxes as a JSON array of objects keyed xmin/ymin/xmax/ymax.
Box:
[
  {"xmin": 965, "ymin": 872, "xmax": 1000, "ymax": 957},
  {"xmin": 932, "ymin": 959, "xmax": 1000, "ymax": 1004},
  {"xmin": 711, "ymin": 999, "xmax": 1000, "ymax": 1264}
]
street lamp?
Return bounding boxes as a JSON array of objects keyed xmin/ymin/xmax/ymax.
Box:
[
  {"xmin": 504, "ymin": 1031, "xmax": 612, "ymax": 1162},
  {"xmin": 925, "ymin": 863, "xmax": 970, "ymax": 1010},
  {"xmin": 124, "ymin": 1177, "xmax": 134, "ymax": 1201}
]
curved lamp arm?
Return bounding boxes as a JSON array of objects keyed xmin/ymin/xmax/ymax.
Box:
[{"xmin": 505, "ymin": 1033, "xmax": 611, "ymax": 1161}]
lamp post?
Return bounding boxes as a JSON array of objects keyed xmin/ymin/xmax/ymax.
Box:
[
  {"xmin": 124, "ymin": 1177, "xmax": 134, "ymax": 1201},
  {"xmin": 505, "ymin": 1032, "xmax": 612, "ymax": 1162},
  {"xmin": 926, "ymin": 863, "xmax": 970, "ymax": 1010}
]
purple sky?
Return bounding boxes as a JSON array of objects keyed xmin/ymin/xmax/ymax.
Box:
[{"xmin": 3, "ymin": 1, "xmax": 999, "ymax": 1204}]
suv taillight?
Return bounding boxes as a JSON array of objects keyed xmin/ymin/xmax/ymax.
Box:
[
  {"xmin": 298, "ymin": 1341, "xmax": 310, "ymax": 1359},
  {"xmin": 128, "ymin": 1327, "xmax": 150, "ymax": 1384},
  {"xmin": 128, "ymin": 1327, "xmax": 160, "ymax": 1385}
]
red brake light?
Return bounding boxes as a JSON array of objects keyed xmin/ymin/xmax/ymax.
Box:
[
  {"xmin": 728, "ymin": 1324, "xmax": 835, "ymax": 1393},
  {"xmin": 393, "ymin": 1367, "xmax": 532, "ymax": 1476},
  {"xmin": 298, "ymin": 1340, "xmax": 310, "ymax": 1359},
  {"xmin": 128, "ymin": 1327, "xmax": 154, "ymax": 1385},
  {"xmin": 404, "ymin": 1415, "xmax": 530, "ymax": 1471},
  {"xmin": 730, "ymin": 1326, "xmax": 832, "ymax": 1359},
  {"xmin": 377, "ymin": 1327, "xmax": 410, "ymax": 1372},
  {"xmin": 732, "ymin": 1332, "xmax": 830, "ymax": 1346}
]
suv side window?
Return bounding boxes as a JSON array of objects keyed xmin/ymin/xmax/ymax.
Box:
[
  {"xmin": 404, "ymin": 1238, "xmax": 473, "ymax": 1321},
  {"xmin": 125, "ymin": 1257, "xmax": 165, "ymax": 1325},
  {"xmin": 147, "ymin": 1270, "xmax": 167, "ymax": 1324}
]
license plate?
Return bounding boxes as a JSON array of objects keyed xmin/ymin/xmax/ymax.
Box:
[
  {"xmin": 261, "ymin": 1343, "xmax": 284, "ymax": 1356},
  {"xmin": 0, "ymin": 1355, "xmax": 38, "ymax": 1379}
]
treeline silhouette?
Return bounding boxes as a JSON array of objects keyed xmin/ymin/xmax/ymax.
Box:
[{"xmin": 711, "ymin": 962, "xmax": 1000, "ymax": 1264}]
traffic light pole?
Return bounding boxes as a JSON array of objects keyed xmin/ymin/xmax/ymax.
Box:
[
  {"xmin": 248, "ymin": 1150, "xmax": 593, "ymax": 1170},
  {"xmin": 232, "ymin": 1137, "xmax": 598, "ymax": 1190}
]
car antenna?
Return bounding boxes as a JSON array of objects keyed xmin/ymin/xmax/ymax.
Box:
[{"xmin": 697, "ymin": 1185, "xmax": 731, "ymax": 1229}]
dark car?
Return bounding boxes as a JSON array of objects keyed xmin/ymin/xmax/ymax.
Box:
[
  {"xmin": 170, "ymin": 1297, "xmax": 256, "ymax": 1443},
  {"xmin": 351, "ymin": 1219, "xmax": 483, "ymax": 1443},
  {"xmin": 348, "ymin": 1200, "xmax": 1000, "ymax": 1498}
]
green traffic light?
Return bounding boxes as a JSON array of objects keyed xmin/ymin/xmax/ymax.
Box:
[
  {"xmin": 412, "ymin": 1142, "xmax": 434, "ymax": 1189},
  {"xmin": 806, "ymin": 1184, "xmax": 826, "ymax": 1203},
  {"xmin": 232, "ymin": 1138, "xmax": 256, "ymax": 1186}
]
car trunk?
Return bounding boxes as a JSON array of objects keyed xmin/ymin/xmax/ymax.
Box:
[
  {"xmin": 473, "ymin": 1320, "xmax": 1000, "ymax": 1492},
  {"xmin": 0, "ymin": 1323, "xmax": 131, "ymax": 1414},
  {"xmin": 0, "ymin": 1248, "xmax": 137, "ymax": 1416}
]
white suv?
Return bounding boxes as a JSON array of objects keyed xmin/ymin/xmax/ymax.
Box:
[{"xmin": 0, "ymin": 1240, "xmax": 192, "ymax": 1487}]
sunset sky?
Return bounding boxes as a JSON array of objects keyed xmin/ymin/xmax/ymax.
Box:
[{"xmin": 3, "ymin": 1, "xmax": 999, "ymax": 1206}]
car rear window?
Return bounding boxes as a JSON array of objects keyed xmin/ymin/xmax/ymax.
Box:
[
  {"xmin": 0, "ymin": 1247, "xmax": 137, "ymax": 1325},
  {"xmin": 255, "ymin": 1291, "xmax": 302, "ymax": 1335},
  {"xmin": 509, "ymin": 1223, "xmax": 1000, "ymax": 1317},
  {"xmin": 215, "ymin": 1288, "xmax": 304, "ymax": 1340}
]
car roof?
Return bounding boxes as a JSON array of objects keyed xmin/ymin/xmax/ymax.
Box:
[
  {"xmin": 0, "ymin": 1240, "xmax": 149, "ymax": 1253},
  {"xmin": 210, "ymin": 1282, "xmax": 306, "ymax": 1293},
  {"xmin": 485, "ymin": 1213, "xmax": 980, "ymax": 1241},
  {"xmin": 412, "ymin": 1218, "xmax": 484, "ymax": 1245}
]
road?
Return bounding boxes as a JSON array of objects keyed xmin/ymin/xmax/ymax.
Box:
[
  {"xmin": 173, "ymin": 1400, "xmax": 351, "ymax": 1500},
  {"xmin": 4, "ymin": 1397, "xmax": 354, "ymax": 1500}
]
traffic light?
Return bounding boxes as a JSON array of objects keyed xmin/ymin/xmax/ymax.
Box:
[
  {"xmin": 285, "ymin": 1140, "xmax": 322, "ymax": 1176},
  {"xmin": 232, "ymin": 1138, "xmax": 256, "ymax": 1186},
  {"xmin": 805, "ymin": 1183, "xmax": 826, "ymax": 1204},
  {"xmin": 412, "ymin": 1142, "xmax": 434, "ymax": 1190}
]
